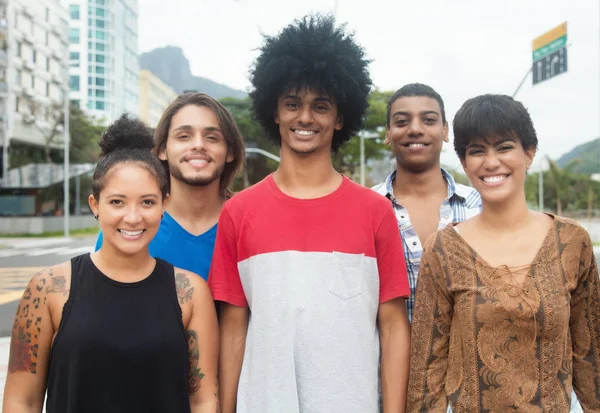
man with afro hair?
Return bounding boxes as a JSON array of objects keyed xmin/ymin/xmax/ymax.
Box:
[{"xmin": 209, "ymin": 14, "xmax": 411, "ymax": 413}]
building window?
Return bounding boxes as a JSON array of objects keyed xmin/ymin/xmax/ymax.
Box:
[
  {"xmin": 16, "ymin": 42, "xmax": 21, "ymax": 58},
  {"xmin": 46, "ymin": 57, "xmax": 50, "ymax": 71},
  {"xmin": 46, "ymin": 82, "xmax": 50, "ymax": 97},
  {"xmin": 95, "ymin": 66, "xmax": 104, "ymax": 74},
  {"xmin": 31, "ymin": 76, "xmax": 35, "ymax": 89},
  {"xmin": 69, "ymin": 5, "xmax": 80, "ymax": 20},
  {"xmin": 71, "ymin": 99, "xmax": 80, "ymax": 108},
  {"xmin": 45, "ymin": 7, "xmax": 49, "ymax": 21},
  {"xmin": 15, "ymin": 96, "xmax": 20, "ymax": 112},
  {"xmin": 96, "ymin": 100, "xmax": 105, "ymax": 110},
  {"xmin": 69, "ymin": 28, "xmax": 80, "ymax": 44},
  {"xmin": 69, "ymin": 75, "xmax": 79, "ymax": 91},
  {"xmin": 96, "ymin": 89, "xmax": 104, "ymax": 98},
  {"xmin": 32, "ymin": 50, "xmax": 36, "ymax": 63},
  {"xmin": 95, "ymin": 77, "xmax": 105, "ymax": 86},
  {"xmin": 95, "ymin": 54, "xmax": 105, "ymax": 63},
  {"xmin": 69, "ymin": 51, "xmax": 79, "ymax": 68},
  {"xmin": 88, "ymin": 100, "xmax": 93, "ymax": 110}
]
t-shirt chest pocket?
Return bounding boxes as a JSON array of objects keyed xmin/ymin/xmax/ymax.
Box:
[{"xmin": 329, "ymin": 251, "xmax": 365, "ymax": 300}]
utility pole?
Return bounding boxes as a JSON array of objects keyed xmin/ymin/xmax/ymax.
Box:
[{"xmin": 63, "ymin": 54, "xmax": 70, "ymax": 236}]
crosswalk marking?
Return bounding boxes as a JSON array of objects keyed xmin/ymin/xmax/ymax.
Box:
[
  {"xmin": 0, "ymin": 267, "xmax": 45, "ymax": 305},
  {"xmin": 0, "ymin": 245, "xmax": 94, "ymax": 258}
]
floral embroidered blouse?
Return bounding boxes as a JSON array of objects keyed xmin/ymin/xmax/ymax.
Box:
[{"xmin": 407, "ymin": 216, "xmax": 600, "ymax": 412}]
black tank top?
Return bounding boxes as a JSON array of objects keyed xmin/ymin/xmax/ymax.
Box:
[{"xmin": 46, "ymin": 254, "xmax": 191, "ymax": 413}]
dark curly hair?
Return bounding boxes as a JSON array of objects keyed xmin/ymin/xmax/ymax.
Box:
[
  {"xmin": 92, "ymin": 114, "xmax": 169, "ymax": 200},
  {"xmin": 249, "ymin": 14, "xmax": 372, "ymax": 152}
]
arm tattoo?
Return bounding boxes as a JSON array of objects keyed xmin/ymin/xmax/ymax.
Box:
[
  {"xmin": 45, "ymin": 267, "xmax": 70, "ymax": 297},
  {"xmin": 8, "ymin": 270, "xmax": 51, "ymax": 374},
  {"xmin": 175, "ymin": 272, "xmax": 194, "ymax": 305},
  {"xmin": 186, "ymin": 330, "xmax": 204, "ymax": 395}
]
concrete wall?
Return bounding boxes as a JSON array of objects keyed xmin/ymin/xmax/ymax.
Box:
[{"xmin": 0, "ymin": 216, "xmax": 98, "ymax": 234}]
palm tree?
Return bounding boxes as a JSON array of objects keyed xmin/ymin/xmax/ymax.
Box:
[{"xmin": 545, "ymin": 156, "xmax": 581, "ymax": 215}]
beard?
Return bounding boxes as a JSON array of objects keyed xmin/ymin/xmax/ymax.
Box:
[{"xmin": 169, "ymin": 161, "xmax": 225, "ymax": 187}]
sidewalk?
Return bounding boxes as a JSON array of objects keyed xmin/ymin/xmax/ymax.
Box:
[{"xmin": 0, "ymin": 237, "xmax": 75, "ymax": 250}]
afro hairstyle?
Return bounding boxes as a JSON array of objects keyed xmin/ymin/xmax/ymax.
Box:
[{"xmin": 249, "ymin": 14, "xmax": 372, "ymax": 152}]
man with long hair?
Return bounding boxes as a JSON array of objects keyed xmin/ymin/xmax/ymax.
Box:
[{"xmin": 96, "ymin": 93, "xmax": 245, "ymax": 280}]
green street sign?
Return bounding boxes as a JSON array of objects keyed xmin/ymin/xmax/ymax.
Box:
[{"xmin": 532, "ymin": 35, "xmax": 567, "ymax": 61}]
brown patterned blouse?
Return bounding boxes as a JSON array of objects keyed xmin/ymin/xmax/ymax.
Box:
[{"xmin": 407, "ymin": 216, "xmax": 600, "ymax": 412}]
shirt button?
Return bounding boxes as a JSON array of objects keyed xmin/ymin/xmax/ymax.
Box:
[
  {"xmin": 413, "ymin": 242, "xmax": 417, "ymax": 246},
  {"xmin": 445, "ymin": 215, "xmax": 449, "ymax": 219},
  {"xmin": 401, "ymin": 215, "xmax": 405, "ymax": 218}
]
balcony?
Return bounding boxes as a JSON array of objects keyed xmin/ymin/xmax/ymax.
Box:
[
  {"xmin": 51, "ymin": 73, "xmax": 63, "ymax": 85},
  {"xmin": 22, "ymin": 33, "xmax": 34, "ymax": 44},
  {"xmin": 22, "ymin": 7, "xmax": 33, "ymax": 19},
  {"xmin": 22, "ymin": 87, "xmax": 34, "ymax": 98},
  {"xmin": 23, "ymin": 60, "xmax": 34, "ymax": 71}
]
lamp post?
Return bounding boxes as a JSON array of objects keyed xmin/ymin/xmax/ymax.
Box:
[
  {"xmin": 63, "ymin": 53, "xmax": 70, "ymax": 236},
  {"xmin": 358, "ymin": 130, "xmax": 380, "ymax": 186}
]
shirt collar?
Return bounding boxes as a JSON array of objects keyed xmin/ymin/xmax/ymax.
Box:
[{"xmin": 380, "ymin": 168, "xmax": 468, "ymax": 203}]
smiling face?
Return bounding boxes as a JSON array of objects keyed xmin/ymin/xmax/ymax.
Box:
[
  {"xmin": 386, "ymin": 96, "xmax": 448, "ymax": 173},
  {"xmin": 274, "ymin": 88, "xmax": 343, "ymax": 156},
  {"xmin": 160, "ymin": 104, "xmax": 233, "ymax": 187},
  {"xmin": 462, "ymin": 136, "xmax": 535, "ymax": 205},
  {"xmin": 89, "ymin": 163, "xmax": 166, "ymax": 256}
]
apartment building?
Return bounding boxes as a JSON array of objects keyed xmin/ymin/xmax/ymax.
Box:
[
  {"xmin": 68, "ymin": 0, "xmax": 139, "ymax": 123},
  {"xmin": 139, "ymin": 69, "xmax": 175, "ymax": 128},
  {"xmin": 0, "ymin": 0, "xmax": 69, "ymax": 179}
]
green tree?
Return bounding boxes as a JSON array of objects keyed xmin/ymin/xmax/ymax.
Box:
[
  {"xmin": 220, "ymin": 97, "xmax": 279, "ymax": 189},
  {"xmin": 66, "ymin": 103, "xmax": 104, "ymax": 164},
  {"xmin": 545, "ymin": 156, "xmax": 581, "ymax": 215},
  {"xmin": 332, "ymin": 89, "xmax": 392, "ymax": 178}
]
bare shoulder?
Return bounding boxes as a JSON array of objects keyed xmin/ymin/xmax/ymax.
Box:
[
  {"xmin": 26, "ymin": 261, "xmax": 71, "ymax": 299},
  {"xmin": 173, "ymin": 268, "xmax": 211, "ymax": 306}
]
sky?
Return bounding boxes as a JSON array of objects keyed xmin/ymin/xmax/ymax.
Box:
[{"xmin": 137, "ymin": 0, "xmax": 600, "ymax": 170}]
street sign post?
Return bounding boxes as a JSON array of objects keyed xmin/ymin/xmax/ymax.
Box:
[{"xmin": 532, "ymin": 22, "xmax": 568, "ymax": 85}]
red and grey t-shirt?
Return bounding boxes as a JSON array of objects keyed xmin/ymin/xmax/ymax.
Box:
[{"xmin": 209, "ymin": 174, "xmax": 409, "ymax": 413}]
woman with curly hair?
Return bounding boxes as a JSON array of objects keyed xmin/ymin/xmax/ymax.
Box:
[
  {"xmin": 407, "ymin": 95, "xmax": 600, "ymax": 412},
  {"xmin": 208, "ymin": 13, "xmax": 411, "ymax": 413},
  {"xmin": 2, "ymin": 115, "xmax": 219, "ymax": 413}
]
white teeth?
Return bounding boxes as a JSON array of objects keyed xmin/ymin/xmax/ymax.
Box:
[
  {"xmin": 294, "ymin": 130, "xmax": 316, "ymax": 136},
  {"xmin": 482, "ymin": 175, "xmax": 507, "ymax": 183},
  {"xmin": 189, "ymin": 159, "xmax": 208, "ymax": 165},
  {"xmin": 119, "ymin": 229, "xmax": 144, "ymax": 236},
  {"xmin": 408, "ymin": 143, "xmax": 426, "ymax": 147}
]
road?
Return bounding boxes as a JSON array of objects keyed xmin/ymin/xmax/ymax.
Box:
[{"xmin": 0, "ymin": 236, "xmax": 96, "ymax": 337}]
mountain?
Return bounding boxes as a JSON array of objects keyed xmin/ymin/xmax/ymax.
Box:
[
  {"xmin": 557, "ymin": 137, "xmax": 600, "ymax": 174},
  {"xmin": 140, "ymin": 46, "xmax": 247, "ymax": 99}
]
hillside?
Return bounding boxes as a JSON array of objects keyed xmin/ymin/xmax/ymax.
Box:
[
  {"xmin": 557, "ymin": 137, "xmax": 600, "ymax": 174},
  {"xmin": 140, "ymin": 46, "xmax": 247, "ymax": 99}
]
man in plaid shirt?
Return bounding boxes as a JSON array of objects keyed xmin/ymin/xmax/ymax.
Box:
[{"xmin": 372, "ymin": 83, "xmax": 481, "ymax": 322}]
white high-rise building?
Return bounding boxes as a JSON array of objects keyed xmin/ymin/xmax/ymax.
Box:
[
  {"xmin": 68, "ymin": 0, "xmax": 139, "ymax": 123},
  {"xmin": 0, "ymin": 0, "xmax": 70, "ymax": 180}
]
